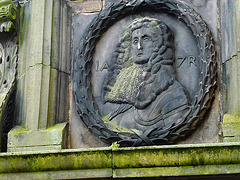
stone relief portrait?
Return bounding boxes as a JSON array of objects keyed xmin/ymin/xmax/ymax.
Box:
[
  {"xmin": 102, "ymin": 17, "xmax": 190, "ymax": 132},
  {"xmin": 73, "ymin": 0, "xmax": 216, "ymax": 146}
]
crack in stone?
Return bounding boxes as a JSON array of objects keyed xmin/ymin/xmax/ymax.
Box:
[
  {"xmin": 223, "ymin": 52, "xmax": 240, "ymax": 64},
  {"xmin": 18, "ymin": 63, "xmax": 70, "ymax": 80}
]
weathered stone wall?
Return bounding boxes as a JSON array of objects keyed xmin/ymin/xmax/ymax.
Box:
[
  {"xmin": 2, "ymin": 0, "xmax": 237, "ymax": 151},
  {"xmin": 0, "ymin": 0, "xmax": 239, "ymax": 179}
]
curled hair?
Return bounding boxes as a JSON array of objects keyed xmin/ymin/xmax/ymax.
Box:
[
  {"xmin": 115, "ymin": 17, "xmax": 174, "ymax": 70},
  {"xmin": 103, "ymin": 17, "xmax": 175, "ymax": 107}
]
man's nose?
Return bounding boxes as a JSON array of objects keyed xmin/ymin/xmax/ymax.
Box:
[{"xmin": 137, "ymin": 39, "xmax": 143, "ymax": 50}]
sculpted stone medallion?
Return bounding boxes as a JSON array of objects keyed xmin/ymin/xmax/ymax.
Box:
[
  {"xmin": 73, "ymin": 0, "xmax": 216, "ymax": 147},
  {"xmin": 103, "ymin": 17, "xmax": 190, "ymax": 132}
]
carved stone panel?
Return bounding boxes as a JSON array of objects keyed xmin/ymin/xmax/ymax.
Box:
[
  {"xmin": 72, "ymin": 0, "xmax": 216, "ymax": 147},
  {"xmin": 0, "ymin": 33, "xmax": 17, "ymax": 151}
]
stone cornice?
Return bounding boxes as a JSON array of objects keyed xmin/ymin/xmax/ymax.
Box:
[{"xmin": 1, "ymin": 142, "xmax": 240, "ymax": 179}]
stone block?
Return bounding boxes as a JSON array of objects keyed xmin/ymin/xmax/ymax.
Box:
[
  {"xmin": 44, "ymin": 69, "xmax": 69, "ymax": 126},
  {"xmin": 223, "ymin": 114, "xmax": 240, "ymax": 138},
  {"xmin": 68, "ymin": 0, "xmax": 102, "ymax": 14},
  {"xmin": 7, "ymin": 123, "xmax": 67, "ymax": 152},
  {"xmin": 224, "ymin": 55, "xmax": 240, "ymax": 115}
]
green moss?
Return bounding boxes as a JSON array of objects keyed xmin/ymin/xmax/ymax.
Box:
[
  {"xmin": 102, "ymin": 114, "xmax": 134, "ymax": 134},
  {"xmin": 1, "ymin": 143, "xmax": 240, "ymax": 178},
  {"xmin": 0, "ymin": 149, "xmax": 112, "ymax": 173},
  {"xmin": 111, "ymin": 142, "xmax": 120, "ymax": 148},
  {"xmin": 223, "ymin": 114, "xmax": 240, "ymax": 123},
  {"xmin": 223, "ymin": 114, "xmax": 240, "ymax": 137},
  {"xmin": 8, "ymin": 126, "xmax": 29, "ymax": 134},
  {"xmin": 112, "ymin": 144, "xmax": 240, "ymax": 169}
]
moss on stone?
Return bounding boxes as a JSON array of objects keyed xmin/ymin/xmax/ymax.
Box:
[
  {"xmin": 1, "ymin": 143, "xmax": 240, "ymax": 178},
  {"xmin": 223, "ymin": 114, "xmax": 240, "ymax": 137},
  {"xmin": 102, "ymin": 114, "xmax": 134, "ymax": 133},
  {"xmin": 8, "ymin": 126, "xmax": 29, "ymax": 134},
  {"xmin": 223, "ymin": 114, "xmax": 240, "ymax": 123}
]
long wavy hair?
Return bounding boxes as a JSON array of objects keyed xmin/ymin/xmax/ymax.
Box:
[{"xmin": 103, "ymin": 17, "xmax": 176, "ymax": 109}]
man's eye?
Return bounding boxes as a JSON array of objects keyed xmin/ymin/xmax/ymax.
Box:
[
  {"xmin": 143, "ymin": 37, "xmax": 150, "ymax": 41},
  {"xmin": 133, "ymin": 39, "xmax": 138, "ymax": 44}
]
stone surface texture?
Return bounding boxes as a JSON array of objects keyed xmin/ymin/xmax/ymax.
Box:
[{"xmin": 69, "ymin": 0, "xmax": 221, "ymax": 148}]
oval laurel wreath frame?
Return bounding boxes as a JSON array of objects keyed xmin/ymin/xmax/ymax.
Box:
[{"xmin": 73, "ymin": 0, "xmax": 217, "ymax": 147}]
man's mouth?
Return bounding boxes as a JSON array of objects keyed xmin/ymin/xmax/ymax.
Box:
[{"xmin": 137, "ymin": 53, "xmax": 143, "ymax": 57}]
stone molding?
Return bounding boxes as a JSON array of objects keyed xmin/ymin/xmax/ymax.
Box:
[{"xmin": 0, "ymin": 143, "xmax": 240, "ymax": 179}]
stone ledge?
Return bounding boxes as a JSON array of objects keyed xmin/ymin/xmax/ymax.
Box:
[{"xmin": 1, "ymin": 143, "xmax": 240, "ymax": 179}]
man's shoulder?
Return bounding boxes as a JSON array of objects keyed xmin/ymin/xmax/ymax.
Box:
[{"xmin": 156, "ymin": 80, "xmax": 190, "ymax": 112}]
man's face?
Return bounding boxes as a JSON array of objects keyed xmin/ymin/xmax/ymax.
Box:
[{"xmin": 132, "ymin": 26, "xmax": 155, "ymax": 66}]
